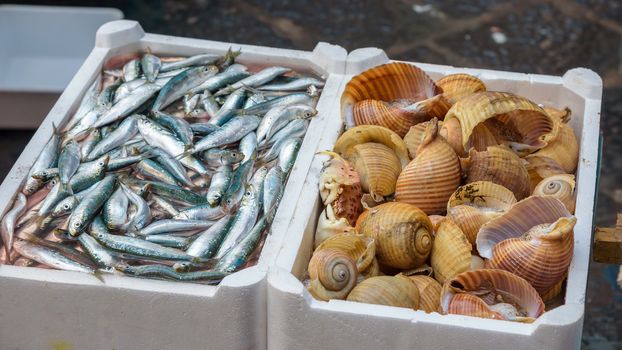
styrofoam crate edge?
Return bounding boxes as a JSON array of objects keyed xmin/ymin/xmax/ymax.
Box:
[
  {"xmin": 0, "ymin": 20, "xmax": 347, "ymax": 292},
  {"xmin": 267, "ymin": 47, "xmax": 601, "ymax": 349}
]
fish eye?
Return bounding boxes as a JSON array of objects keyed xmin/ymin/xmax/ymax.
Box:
[
  {"xmin": 98, "ymin": 161, "xmax": 105, "ymax": 166},
  {"xmin": 231, "ymin": 152, "xmax": 238, "ymax": 157},
  {"xmin": 245, "ymin": 190, "xmax": 251, "ymax": 196},
  {"xmin": 63, "ymin": 204, "xmax": 70, "ymax": 210},
  {"xmin": 305, "ymin": 112, "xmax": 312, "ymax": 117},
  {"xmin": 73, "ymin": 221, "xmax": 81, "ymax": 228}
]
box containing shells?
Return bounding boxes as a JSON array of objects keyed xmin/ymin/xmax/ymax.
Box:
[
  {"xmin": 267, "ymin": 48, "xmax": 601, "ymax": 350},
  {"xmin": 0, "ymin": 20, "xmax": 346, "ymax": 350}
]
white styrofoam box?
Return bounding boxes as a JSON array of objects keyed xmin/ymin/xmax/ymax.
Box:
[
  {"xmin": 268, "ymin": 48, "xmax": 602, "ymax": 350},
  {"xmin": 0, "ymin": 5, "xmax": 123, "ymax": 128},
  {"xmin": 0, "ymin": 20, "xmax": 347, "ymax": 350}
]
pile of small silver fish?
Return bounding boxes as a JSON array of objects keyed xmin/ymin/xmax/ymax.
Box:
[{"xmin": 0, "ymin": 49, "xmax": 324, "ymax": 284}]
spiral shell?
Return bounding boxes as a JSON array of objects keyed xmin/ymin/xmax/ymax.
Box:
[
  {"xmin": 463, "ymin": 146, "xmax": 530, "ymax": 200},
  {"xmin": 440, "ymin": 269, "xmax": 545, "ymax": 322},
  {"xmin": 445, "ymin": 182, "xmax": 516, "ymax": 243},
  {"xmin": 439, "ymin": 117, "xmax": 465, "ymax": 156},
  {"xmin": 443, "ymin": 92, "xmax": 556, "ymax": 153},
  {"xmin": 333, "ymin": 125, "xmax": 410, "ymax": 168},
  {"xmin": 308, "ymin": 249, "xmax": 358, "ymax": 301},
  {"xmin": 352, "ymin": 95, "xmax": 451, "ymax": 137},
  {"xmin": 347, "ymin": 142, "xmax": 402, "ymax": 200},
  {"xmin": 447, "ymin": 181, "xmax": 517, "ymax": 212},
  {"xmin": 436, "ymin": 73, "xmax": 486, "ymax": 104},
  {"xmin": 476, "ymin": 196, "xmax": 573, "ymax": 259},
  {"xmin": 356, "ymin": 202, "xmax": 433, "ymax": 269},
  {"xmin": 341, "ymin": 62, "xmax": 442, "ymax": 132},
  {"xmin": 315, "ymin": 234, "xmax": 377, "ymax": 277},
  {"xmin": 395, "ymin": 120, "xmax": 462, "ymax": 214},
  {"xmin": 532, "ymin": 123, "xmax": 578, "ymax": 173},
  {"xmin": 524, "ymin": 155, "xmax": 566, "ymax": 192},
  {"xmin": 347, "ymin": 275, "xmax": 420, "ymax": 309},
  {"xmin": 533, "ymin": 174, "xmax": 576, "ymax": 213},
  {"xmin": 431, "ymin": 219, "xmax": 472, "ymax": 284},
  {"xmin": 407, "ymin": 275, "xmax": 442, "ymax": 313},
  {"xmin": 318, "ymin": 151, "xmax": 363, "ymax": 225},
  {"xmin": 476, "ymin": 196, "xmax": 575, "ymax": 295},
  {"xmin": 403, "ymin": 120, "xmax": 444, "ymax": 159},
  {"xmin": 486, "ymin": 216, "xmax": 576, "ymax": 295},
  {"xmin": 314, "ymin": 204, "xmax": 354, "ymax": 248}
]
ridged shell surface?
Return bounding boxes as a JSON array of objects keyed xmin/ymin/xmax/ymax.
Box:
[
  {"xmin": 408, "ymin": 275, "xmax": 442, "ymax": 313},
  {"xmin": 356, "ymin": 202, "xmax": 433, "ymax": 269},
  {"xmin": 448, "ymin": 181, "xmax": 517, "ymax": 211},
  {"xmin": 333, "ymin": 125, "xmax": 410, "ymax": 168},
  {"xmin": 431, "ymin": 219, "xmax": 472, "ymax": 284},
  {"xmin": 347, "ymin": 275, "xmax": 420, "ymax": 309},
  {"xmin": 464, "ymin": 146, "xmax": 530, "ymax": 200},
  {"xmin": 436, "ymin": 73, "xmax": 486, "ymax": 104},
  {"xmin": 341, "ymin": 62, "xmax": 442, "ymax": 129},
  {"xmin": 533, "ymin": 174, "xmax": 576, "ymax": 213},
  {"xmin": 315, "ymin": 234, "xmax": 376, "ymax": 275},
  {"xmin": 347, "ymin": 142, "xmax": 402, "ymax": 200},
  {"xmin": 532, "ymin": 123, "xmax": 579, "ymax": 173},
  {"xmin": 440, "ymin": 269, "xmax": 545, "ymax": 321},
  {"xmin": 307, "ymin": 249, "xmax": 358, "ymax": 301},
  {"xmin": 395, "ymin": 120, "xmax": 461, "ymax": 214}
]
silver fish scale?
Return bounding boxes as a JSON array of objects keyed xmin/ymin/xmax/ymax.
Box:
[{"xmin": 1, "ymin": 50, "xmax": 324, "ymax": 284}]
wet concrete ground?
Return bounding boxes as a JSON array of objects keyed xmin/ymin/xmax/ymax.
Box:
[{"xmin": 2, "ymin": 0, "xmax": 621, "ymax": 348}]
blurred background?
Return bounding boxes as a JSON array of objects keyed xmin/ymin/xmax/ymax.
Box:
[{"xmin": 0, "ymin": 1, "xmax": 620, "ymax": 348}]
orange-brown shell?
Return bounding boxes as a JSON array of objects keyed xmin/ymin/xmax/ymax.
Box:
[
  {"xmin": 347, "ymin": 275, "xmax": 420, "ymax": 309},
  {"xmin": 307, "ymin": 248, "xmax": 358, "ymax": 301},
  {"xmin": 395, "ymin": 120, "xmax": 461, "ymax": 214},
  {"xmin": 486, "ymin": 216, "xmax": 575, "ymax": 295},
  {"xmin": 315, "ymin": 234, "xmax": 377, "ymax": 277},
  {"xmin": 463, "ymin": 146, "xmax": 530, "ymax": 200},
  {"xmin": 356, "ymin": 202, "xmax": 433, "ymax": 269},
  {"xmin": 443, "ymin": 92, "xmax": 556, "ymax": 154},
  {"xmin": 436, "ymin": 73, "xmax": 486, "ymax": 104},
  {"xmin": 532, "ymin": 122, "xmax": 579, "ymax": 173},
  {"xmin": 333, "ymin": 125, "xmax": 411, "ymax": 169},
  {"xmin": 446, "ymin": 205, "xmax": 494, "ymax": 245},
  {"xmin": 524, "ymin": 154, "xmax": 566, "ymax": 192},
  {"xmin": 352, "ymin": 95, "xmax": 451, "ymax": 137},
  {"xmin": 341, "ymin": 62, "xmax": 443, "ymax": 131},
  {"xmin": 407, "ymin": 275, "xmax": 442, "ymax": 313},
  {"xmin": 447, "ymin": 181, "xmax": 517, "ymax": 212},
  {"xmin": 404, "ymin": 120, "xmax": 444, "ymax": 159},
  {"xmin": 347, "ymin": 142, "xmax": 402, "ymax": 200},
  {"xmin": 431, "ymin": 219, "xmax": 472, "ymax": 284},
  {"xmin": 440, "ymin": 269, "xmax": 545, "ymax": 322},
  {"xmin": 533, "ymin": 174, "xmax": 576, "ymax": 213}
]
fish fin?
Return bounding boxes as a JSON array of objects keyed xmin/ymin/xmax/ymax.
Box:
[
  {"xmin": 92, "ymin": 269, "xmax": 106, "ymax": 283},
  {"xmin": 174, "ymin": 145, "xmax": 195, "ymax": 160}
]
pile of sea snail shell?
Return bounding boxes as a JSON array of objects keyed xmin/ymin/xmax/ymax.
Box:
[{"xmin": 307, "ymin": 62, "xmax": 579, "ymax": 323}]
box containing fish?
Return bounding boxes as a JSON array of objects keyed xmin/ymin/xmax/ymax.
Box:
[
  {"xmin": 0, "ymin": 20, "xmax": 346, "ymax": 350},
  {"xmin": 267, "ymin": 48, "xmax": 601, "ymax": 349}
]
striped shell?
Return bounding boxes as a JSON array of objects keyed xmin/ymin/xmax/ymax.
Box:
[
  {"xmin": 315, "ymin": 234, "xmax": 378, "ymax": 278},
  {"xmin": 407, "ymin": 275, "xmax": 442, "ymax": 313},
  {"xmin": 533, "ymin": 174, "xmax": 576, "ymax": 213},
  {"xmin": 440, "ymin": 269, "xmax": 545, "ymax": 322},
  {"xmin": 443, "ymin": 92, "xmax": 556, "ymax": 154},
  {"xmin": 486, "ymin": 216, "xmax": 575, "ymax": 295},
  {"xmin": 395, "ymin": 120, "xmax": 461, "ymax": 214},
  {"xmin": 476, "ymin": 196, "xmax": 575, "ymax": 295},
  {"xmin": 431, "ymin": 219, "xmax": 472, "ymax": 284},
  {"xmin": 532, "ymin": 122, "xmax": 579, "ymax": 173},
  {"xmin": 347, "ymin": 275, "xmax": 420, "ymax": 309},
  {"xmin": 352, "ymin": 95, "xmax": 451, "ymax": 137},
  {"xmin": 436, "ymin": 73, "xmax": 486, "ymax": 104},
  {"xmin": 333, "ymin": 125, "xmax": 410, "ymax": 168},
  {"xmin": 307, "ymin": 248, "xmax": 358, "ymax": 301},
  {"xmin": 446, "ymin": 181, "xmax": 516, "ymax": 243},
  {"xmin": 341, "ymin": 62, "xmax": 443, "ymax": 133},
  {"xmin": 524, "ymin": 154, "xmax": 566, "ymax": 192},
  {"xmin": 356, "ymin": 202, "xmax": 433, "ymax": 269},
  {"xmin": 403, "ymin": 120, "xmax": 444, "ymax": 159},
  {"xmin": 439, "ymin": 117, "xmax": 465, "ymax": 156},
  {"xmin": 463, "ymin": 146, "xmax": 530, "ymax": 200},
  {"xmin": 447, "ymin": 181, "xmax": 517, "ymax": 212},
  {"xmin": 347, "ymin": 142, "xmax": 402, "ymax": 200}
]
